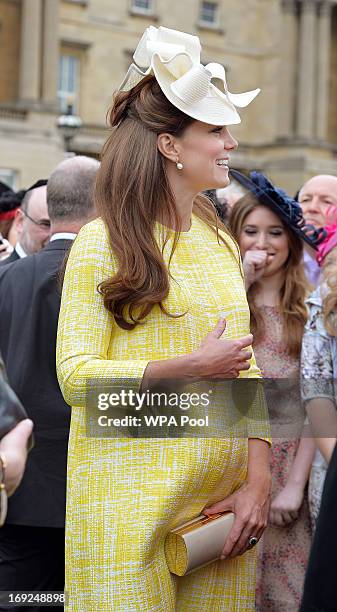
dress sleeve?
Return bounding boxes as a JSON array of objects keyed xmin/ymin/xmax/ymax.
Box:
[
  {"xmin": 240, "ymin": 351, "xmax": 271, "ymax": 445},
  {"xmin": 56, "ymin": 221, "xmax": 149, "ymax": 407},
  {"xmin": 301, "ymin": 300, "xmax": 334, "ymax": 404}
]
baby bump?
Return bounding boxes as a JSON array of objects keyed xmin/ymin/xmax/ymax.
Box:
[
  {"xmin": 69, "ymin": 435, "xmax": 247, "ymax": 501},
  {"xmin": 67, "ymin": 436, "xmax": 248, "ymax": 566},
  {"xmin": 160, "ymin": 437, "xmax": 248, "ymax": 527}
]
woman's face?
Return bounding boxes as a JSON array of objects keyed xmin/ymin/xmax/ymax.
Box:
[
  {"xmin": 239, "ymin": 205, "xmax": 290, "ymax": 277},
  {"xmin": 175, "ymin": 121, "xmax": 238, "ymax": 192}
]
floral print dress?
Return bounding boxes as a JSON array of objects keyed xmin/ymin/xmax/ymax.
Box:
[
  {"xmin": 254, "ymin": 306, "xmax": 312, "ymax": 611},
  {"xmin": 301, "ymin": 285, "xmax": 337, "ymax": 526}
]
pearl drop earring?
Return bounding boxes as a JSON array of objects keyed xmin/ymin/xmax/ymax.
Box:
[{"xmin": 176, "ymin": 161, "xmax": 184, "ymax": 170}]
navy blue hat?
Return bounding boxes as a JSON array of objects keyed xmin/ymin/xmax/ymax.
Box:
[
  {"xmin": 26, "ymin": 179, "xmax": 48, "ymax": 192},
  {"xmin": 229, "ymin": 169, "xmax": 324, "ymax": 250}
]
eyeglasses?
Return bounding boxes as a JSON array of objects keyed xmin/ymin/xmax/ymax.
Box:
[{"xmin": 22, "ymin": 210, "xmax": 51, "ymax": 229}]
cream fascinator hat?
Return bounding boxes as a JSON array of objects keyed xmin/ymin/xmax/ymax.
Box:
[{"xmin": 119, "ymin": 26, "xmax": 260, "ymax": 125}]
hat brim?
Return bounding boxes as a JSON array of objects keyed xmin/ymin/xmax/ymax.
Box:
[
  {"xmin": 119, "ymin": 64, "xmax": 151, "ymax": 92},
  {"xmin": 152, "ymin": 54, "xmax": 241, "ymax": 125},
  {"xmin": 227, "ymin": 90, "xmax": 260, "ymax": 108},
  {"xmin": 229, "ymin": 169, "xmax": 318, "ymax": 250},
  {"xmin": 119, "ymin": 57, "xmax": 249, "ymax": 126}
]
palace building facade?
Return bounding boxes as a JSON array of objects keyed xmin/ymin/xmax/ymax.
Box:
[{"xmin": 0, "ymin": 0, "xmax": 337, "ymax": 193}]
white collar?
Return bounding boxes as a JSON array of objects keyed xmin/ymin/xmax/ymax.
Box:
[
  {"xmin": 50, "ymin": 233, "xmax": 77, "ymax": 242},
  {"xmin": 15, "ymin": 243, "xmax": 27, "ymax": 258}
]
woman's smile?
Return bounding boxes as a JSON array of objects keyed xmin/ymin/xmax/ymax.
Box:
[{"xmin": 216, "ymin": 157, "xmax": 229, "ymax": 167}]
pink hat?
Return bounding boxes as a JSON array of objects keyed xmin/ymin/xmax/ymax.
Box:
[{"xmin": 317, "ymin": 224, "xmax": 337, "ymax": 266}]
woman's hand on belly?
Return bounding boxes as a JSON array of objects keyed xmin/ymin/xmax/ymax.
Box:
[
  {"xmin": 142, "ymin": 318, "xmax": 253, "ymax": 385},
  {"xmin": 190, "ymin": 317, "xmax": 253, "ymax": 379}
]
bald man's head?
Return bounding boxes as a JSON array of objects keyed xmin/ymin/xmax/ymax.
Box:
[
  {"xmin": 298, "ymin": 174, "xmax": 337, "ymax": 228},
  {"xmin": 47, "ymin": 155, "xmax": 99, "ymax": 222}
]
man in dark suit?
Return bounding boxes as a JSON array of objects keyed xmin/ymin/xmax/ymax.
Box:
[
  {"xmin": 0, "ymin": 156, "xmax": 99, "ymax": 609},
  {"xmin": 0, "ymin": 180, "xmax": 49, "ymax": 267}
]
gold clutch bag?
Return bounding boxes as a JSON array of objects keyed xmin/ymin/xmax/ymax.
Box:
[{"xmin": 165, "ymin": 511, "xmax": 235, "ymax": 576}]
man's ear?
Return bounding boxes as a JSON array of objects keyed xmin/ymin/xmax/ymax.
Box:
[
  {"xmin": 157, "ymin": 133, "xmax": 181, "ymax": 163},
  {"xmin": 13, "ymin": 209, "xmax": 24, "ymax": 239}
]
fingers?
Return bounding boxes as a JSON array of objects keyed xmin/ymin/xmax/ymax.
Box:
[
  {"xmin": 270, "ymin": 505, "xmax": 298, "ymax": 526},
  {"xmin": 203, "ymin": 496, "xmax": 233, "ymax": 515},
  {"xmin": 0, "ymin": 419, "xmax": 34, "ymax": 452},
  {"xmin": 237, "ymin": 334, "xmax": 253, "ymax": 350},
  {"xmin": 244, "ymin": 251, "xmax": 268, "ymax": 269},
  {"xmin": 201, "ymin": 323, "xmax": 252, "ymax": 379},
  {"xmin": 254, "ymin": 524, "xmax": 266, "ymax": 543},
  {"xmin": 223, "ymin": 514, "xmax": 266, "ymax": 558},
  {"xmin": 204, "ymin": 500, "xmax": 240, "ymax": 559},
  {"xmin": 253, "ymin": 255, "xmax": 268, "ymax": 269},
  {"xmin": 208, "ymin": 318, "xmax": 227, "ymax": 340},
  {"xmin": 269, "ymin": 509, "xmax": 284, "ymax": 527},
  {"xmin": 211, "ymin": 361, "xmax": 250, "ymax": 379},
  {"xmin": 237, "ymin": 361, "xmax": 250, "ymax": 372},
  {"xmin": 245, "ymin": 250, "xmax": 267, "ymax": 262},
  {"xmin": 234, "ymin": 351, "xmax": 252, "ymax": 375},
  {"xmin": 281, "ymin": 511, "xmax": 294, "ymax": 525},
  {"xmin": 225, "ymin": 521, "xmax": 253, "ymax": 557},
  {"xmin": 211, "ymin": 370, "xmax": 240, "ymax": 379},
  {"xmin": 255, "ymin": 259, "xmax": 267, "ymax": 269},
  {"xmin": 13, "ymin": 419, "xmax": 34, "ymax": 442},
  {"xmin": 0, "ymin": 419, "xmax": 33, "ymax": 497},
  {"xmin": 235, "ymin": 353, "xmax": 252, "ymax": 374},
  {"xmin": 221, "ymin": 519, "xmax": 245, "ymax": 558}
]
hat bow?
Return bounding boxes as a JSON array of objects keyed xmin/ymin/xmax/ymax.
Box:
[{"xmin": 120, "ymin": 26, "xmax": 259, "ymax": 110}]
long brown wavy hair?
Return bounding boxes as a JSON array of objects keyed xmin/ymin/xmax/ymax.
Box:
[
  {"xmin": 229, "ymin": 195, "xmax": 310, "ymax": 357},
  {"xmin": 322, "ymin": 248, "xmax": 337, "ymax": 335},
  {"xmin": 95, "ymin": 75, "xmax": 235, "ymax": 330}
]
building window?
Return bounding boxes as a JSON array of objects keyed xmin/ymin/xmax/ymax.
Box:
[
  {"xmin": 58, "ymin": 55, "xmax": 80, "ymax": 113},
  {"xmin": 131, "ymin": 0, "xmax": 153, "ymax": 14},
  {"xmin": 0, "ymin": 169, "xmax": 17, "ymax": 190},
  {"xmin": 199, "ymin": 1, "xmax": 218, "ymax": 25}
]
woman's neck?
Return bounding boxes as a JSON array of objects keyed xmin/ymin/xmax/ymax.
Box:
[
  {"xmin": 164, "ymin": 165, "xmax": 196, "ymax": 231},
  {"xmin": 175, "ymin": 191, "xmax": 195, "ymax": 231},
  {"xmin": 254, "ymin": 270, "xmax": 285, "ymax": 307}
]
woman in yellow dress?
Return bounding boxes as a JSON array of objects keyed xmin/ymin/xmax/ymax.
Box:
[{"xmin": 57, "ymin": 26, "xmax": 271, "ymax": 611}]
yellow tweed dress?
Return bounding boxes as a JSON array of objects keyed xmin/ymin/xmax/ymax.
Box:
[{"xmin": 56, "ymin": 215, "xmax": 268, "ymax": 611}]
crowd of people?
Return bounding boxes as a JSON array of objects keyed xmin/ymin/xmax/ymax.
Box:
[{"xmin": 1, "ymin": 24, "xmax": 337, "ymax": 612}]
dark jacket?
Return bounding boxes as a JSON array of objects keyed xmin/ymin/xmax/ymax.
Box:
[
  {"xmin": 300, "ymin": 441, "xmax": 337, "ymax": 611},
  {"xmin": 0, "ymin": 239, "xmax": 73, "ymax": 527},
  {"xmin": 0, "ymin": 249, "xmax": 20, "ymax": 267}
]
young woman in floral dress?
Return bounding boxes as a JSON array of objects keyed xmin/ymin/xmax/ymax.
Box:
[{"xmin": 229, "ymin": 171, "xmax": 317, "ymax": 611}]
